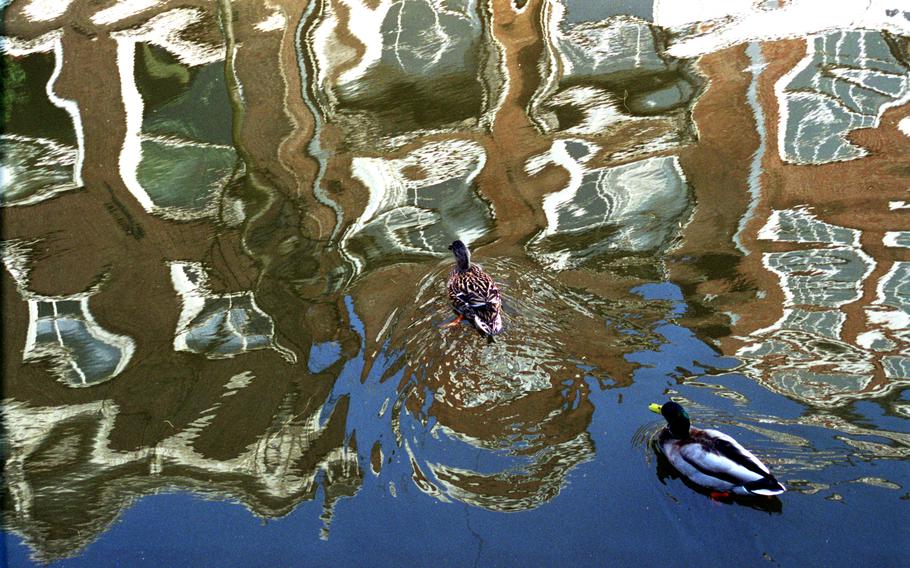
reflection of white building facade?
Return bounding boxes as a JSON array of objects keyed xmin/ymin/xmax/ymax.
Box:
[
  {"xmin": 517, "ymin": 2, "xmax": 699, "ymax": 271},
  {"xmin": 303, "ymin": 1, "xmax": 504, "ymax": 272},
  {"xmin": 3, "ymin": 389, "xmax": 361, "ymax": 563},
  {"xmin": 642, "ymin": 2, "xmax": 910, "ymax": 408},
  {"xmin": 736, "ymin": 208, "xmax": 892, "ymax": 405}
]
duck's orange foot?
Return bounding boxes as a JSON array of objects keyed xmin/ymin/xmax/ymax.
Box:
[
  {"xmin": 439, "ymin": 315, "xmax": 464, "ymax": 328},
  {"xmin": 710, "ymin": 491, "xmax": 731, "ymax": 501}
]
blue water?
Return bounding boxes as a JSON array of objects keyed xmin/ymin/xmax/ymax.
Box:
[{"xmin": 6, "ymin": 285, "xmax": 907, "ymax": 567}]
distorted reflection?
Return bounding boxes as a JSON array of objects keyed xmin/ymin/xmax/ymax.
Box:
[
  {"xmin": 24, "ymin": 298, "xmax": 135, "ymax": 387},
  {"xmin": 2, "ymin": 0, "xmax": 909, "ymax": 565},
  {"xmin": 3, "ymin": 379, "xmax": 361, "ymax": 561},
  {"xmin": 777, "ymin": 31, "xmax": 910, "ymax": 165},
  {"xmin": 308, "ymin": 0, "xmax": 495, "ymax": 147},
  {"xmin": 170, "ymin": 262, "xmax": 295, "ymax": 362},
  {"xmin": 0, "ymin": 135, "xmax": 78, "ymax": 205},
  {"xmin": 534, "ymin": 5, "xmax": 699, "ymax": 158},
  {"xmin": 526, "ymin": 143, "xmax": 690, "ymax": 269},
  {"xmin": 344, "ymin": 139, "xmax": 492, "ymax": 270},
  {"xmin": 734, "ymin": 205, "xmax": 909, "ymax": 406},
  {"xmin": 115, "ymin": 9, "xmax": 234, "ymax": 217},
  {"xmin": 2, "ymin": 241, "xmax": 135, "ymax": 387},
  {"xmin": 0, "ymin": 41, "xmax": 82, "ymax": 205}
]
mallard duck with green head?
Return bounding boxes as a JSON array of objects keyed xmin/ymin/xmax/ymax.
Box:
[
  {"xmin": 441, "ymin": 240, "xmax": 503, "ymax": 339},
  {"xmin": 649, "ymin": 401, "xmax": 785, "ymax": 497}
]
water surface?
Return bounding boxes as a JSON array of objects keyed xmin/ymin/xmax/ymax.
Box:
[{"xmin": 2, "ymin": 1, "xmax": 909, "ymax": 566}]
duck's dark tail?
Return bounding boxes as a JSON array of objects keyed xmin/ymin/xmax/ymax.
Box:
[{"xmin": 743, "ymin": 476, "xmax": 786, "ymax": 496}]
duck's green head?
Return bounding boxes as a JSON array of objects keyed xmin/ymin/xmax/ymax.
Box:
[{"xmin": 649, "ymin": 401, "xmax": 690, "ymax": 438}]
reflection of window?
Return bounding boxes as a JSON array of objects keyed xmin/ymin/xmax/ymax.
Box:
[
  {"xmin": 310, "ymin": 0, "xmax": 489, "ymax": 138},
  {"xmin": 526, "ymin": 144, "xmax": 690, "ymax": 270},
  {"xmin": 1, "ymin": 135, "xmax": 79, "ymax": 206},
  {"xmin": 778, "ymin": 31, "xmax": 910, "ymax": 165},
  {"xmin": 25, "ymin": 298, "xmax": 135, "ymax": 387},
  {"xmin": 345, "ymin": 140, "xmax": 492, "ymax": 269},
  {"xmin": 170, "ymin": 262, "xmax": 295, "ymax": 362},
  {"xmin": 3, "ymin": 241, "xmax": 134, "ymax": 387},
  {"xmin": 532, "ymin": 12, "xmax": 698, "ymax": 139},
  {"xmin": 116, "ymin": 30, "xmax": 238, "ymax": 220},
  {"xmin": 1, "ymin": 40, "xmax": 84, "ymax": 207},
  {"xmin": 135, "ymin": 50, "xmax": 238, "ymax": 219}
]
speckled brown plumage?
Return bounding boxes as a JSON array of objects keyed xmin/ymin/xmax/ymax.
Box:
[{"xmin": 446, "ymin": 241, "xmax": 503, "ymax": 337}]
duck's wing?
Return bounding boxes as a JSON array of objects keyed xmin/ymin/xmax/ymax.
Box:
[
  {"xmin": 699, "ymin": 429, "xmax": 772, "ymax": 475},
  {"xmin": 677, "ymin": 430, "xmax": 769, "ymax": 486},
  {"xmin": 449, "ymin": 268, "xmax": 500, "ymax": 312}
]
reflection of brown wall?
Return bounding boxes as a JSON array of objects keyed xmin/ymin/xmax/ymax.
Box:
[
  {"xmin": 3, "ymin": 4, "xmax": 364, "ymax": 560},
  {"xmin": 479, "ymin": 0, "xmax": 559, "ymax": 250},
  {"xmin": 728, "ymin": 39, "xmax": 910, "ymax": 347},
  {"xmin": 668, "ymin": 44, "xmax": 761, "ymax": 342},
  {"xmin": 668, "ymin": 37, "xmax": 910, "ymax": 395}
]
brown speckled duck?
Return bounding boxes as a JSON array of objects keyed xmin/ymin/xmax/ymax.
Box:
[{"xmin": 442, "ymin": 240, "xmax": 503, "ymax": 340}]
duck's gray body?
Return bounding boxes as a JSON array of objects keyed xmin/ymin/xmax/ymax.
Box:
[
  {"xmin": 650, "ymin": 401, "xmax": 785, "ymax": 497},
  {"xmin": 656, "ymin": 427, "xmax": 785, "ymax": 496}
]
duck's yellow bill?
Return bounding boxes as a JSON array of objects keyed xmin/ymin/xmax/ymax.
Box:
[{"xmin": 648, "ymin": 403, "xmax": 663, "ymax": 414}]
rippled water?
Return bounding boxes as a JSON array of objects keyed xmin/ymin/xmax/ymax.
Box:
[{"xmin": 2, "ymin": 1, "xmax": 909, "ymax": 566}]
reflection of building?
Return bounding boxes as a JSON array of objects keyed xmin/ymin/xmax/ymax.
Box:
[
  {"xmin": 16, "ymin": 295, "xmax": 134, "ymax": 387},
  {"xmin": 1, "ymin": 6, "xmax": 231, "ymax": 217},
  {"xmin": 653, "ymin": 0, "xmax": 910, "ymax": 59},
  {"xmin": 5, "ymin": 0, "xmax": 907, "ymax": 563},
  {"xmin": 667, "ymin": 35, "xmax": 910, "ymax": 407},
  {"xmin": 776, "ymin": 31, "xmax": 910, "ymax": 164},
  {"xmin": 518, "ymin": 2, "xmax": 700, "ymax": 271},
  {"xmin": 306, "ymin": 0, "xmax": 504, "ymax": 149},
  {"xmin": 1, "ymin": 1, "xmax": 363, "ymax": 562},
  {"xmin": 1, "ymin": 135, "xmax": 79, "ymax": 205},
  {"xmin": 533, "ymin": 4, "xmax": 700, "ymax": 161},
  {"xmin": 171, "ymin": 262, "xmax": 295, "ymax": 362},
  {"xmin": 2, "ymin": 241, "xmax": 135, "ymax": 387},
  {"xmin": 526, "ymin": 141, "xmax": 690, "ymax": 269},
  {"xmin": 4, "ymin": 385, "xmax": 361, "ymax": 563},
  {"xmin": 343, "ymin": 139, "xmax": 494, "ymax": 270},
  {"xmin": 2, "ymin": 34, "xmax": 83, "ymax": 204},
  {"xmin": 113, "ymin": 8, "xmax": 237, "ymax": 219}
]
